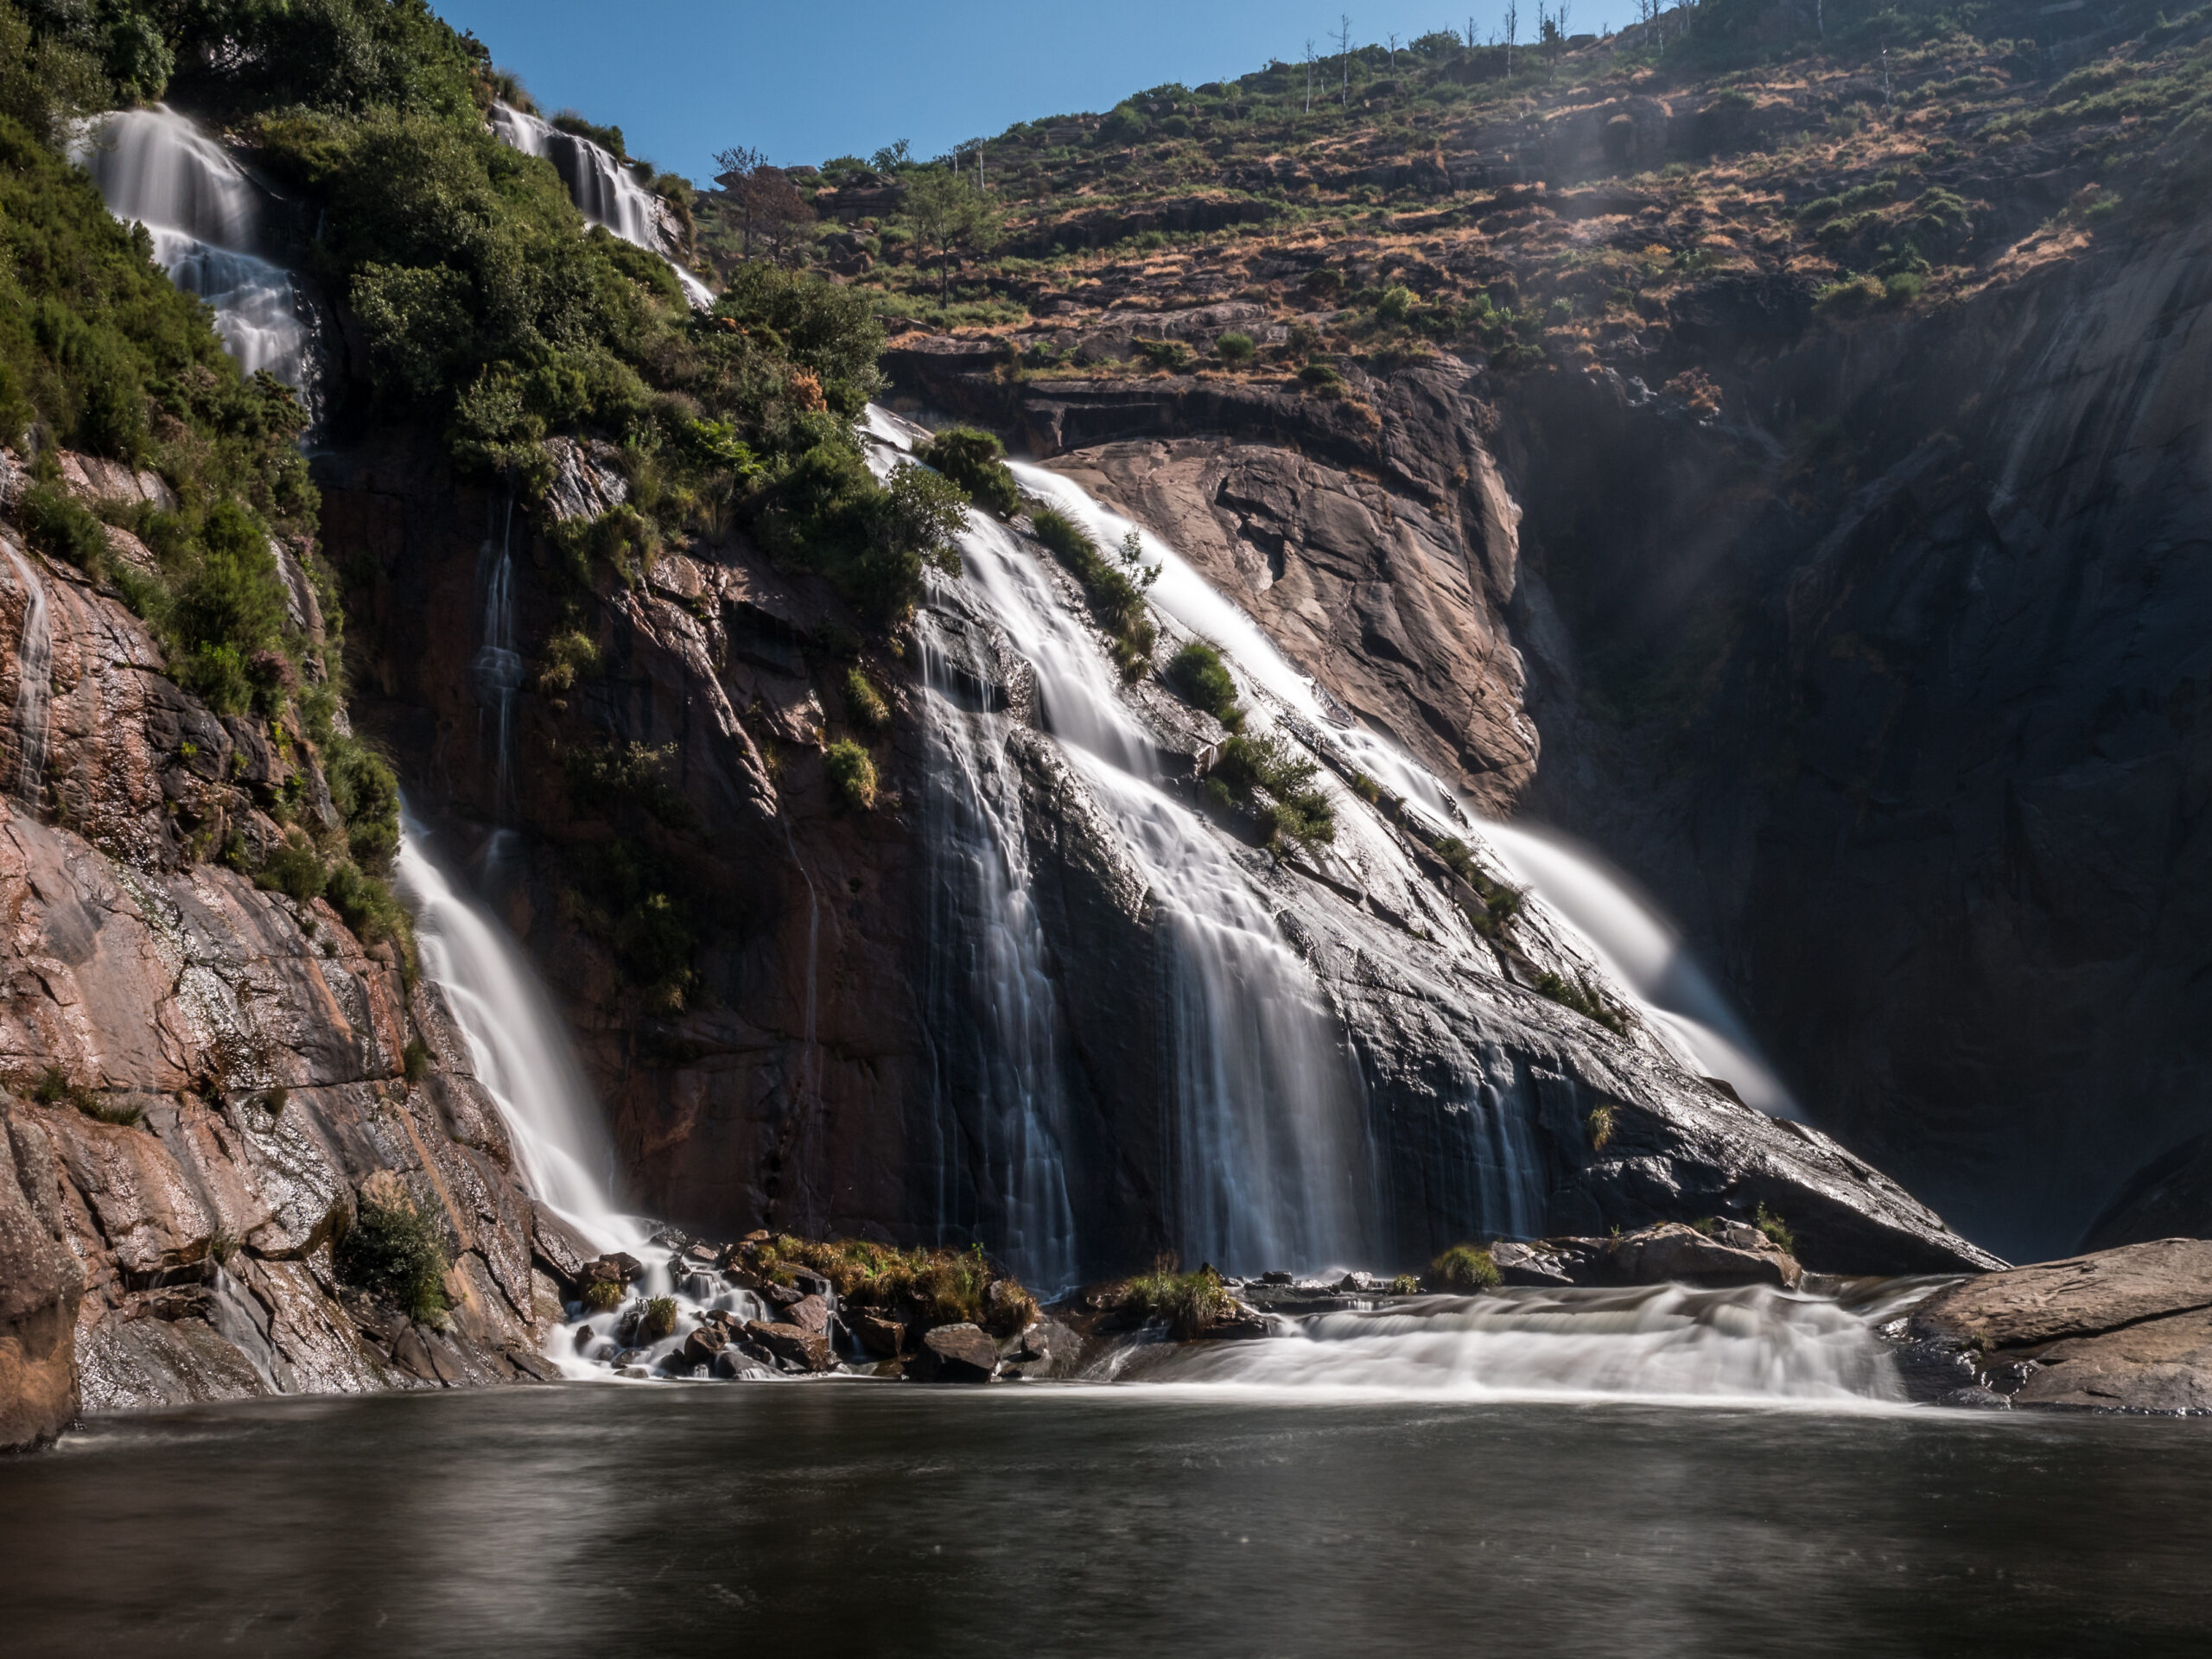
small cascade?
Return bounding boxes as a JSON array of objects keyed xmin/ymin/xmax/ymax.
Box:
[
  {"xmin": 1099, "ymin": 1281, "xmax": 1912, "ymax": 1407},
  {"xmin": 471, "ymin": 499, "xmax": 524, "ymax": 820},
  {"xmin": 4, "ymin": 545, "xmax": 51, "ymax": 804},
  {"xmin": 394, "ymin": 812, "xmax": 637, "ymax": 1254},
  {"xmin": 914, "ymin": 611, "xmax": 1080, "ymax": 1292},
  {"xmin": 487, "ymin": 104, "xmax": 715, "ymax": 308},
  {"xmin": 398, "ymin": 813, "xmax": 792, "ymax": 1383},
  {"xmin": 72, "ymin": 106, "xmax": 321, "ymax": 401},
  {"xmin": 1011, "ymin": 463, "xmax": 1800, "ymax": 1119}
]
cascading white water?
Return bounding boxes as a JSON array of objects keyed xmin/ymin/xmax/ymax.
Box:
[
  {"xmin": 1103, "ymin": 1282, "xmax": 1913, "ymax": 1408},
  {"xmin": 487, "ymin": 104, "xmax": 715, "ymax": 308},
  {"xmin": 914, "ymin": 612, "xmax": 1081, "ymax": 1290},
  {"xmin": 394, "ymin": 813, "xmax": 639, "ymax": 1255},
  {"xmin": 1011, "ymin": 464, "xmax": 1799, "ymax": 1117},
  {"xmin": 72, "ymin": 107, "xmax": 319, "ymax": 398},
  {"xmin": 5, "ymin": 545, "xmax": 52, "ymax": 804},
  {"xmin": 881, "ymin": 410, "xmax": 1381, "ymax": 1277}
]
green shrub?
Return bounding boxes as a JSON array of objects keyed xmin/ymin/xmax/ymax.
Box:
[
  {"xmin": 22, "ymin": 484, "xmax": 108, "ymax": 572},
  {"xmin": 1166, "ymin": 640, "xmax": 1242, "ymax": 725},
  {"xmin": 1299, "ymin": 361, "xmax": 1343, "ymax": 387},
  {"xmin": 1755, "ymin": 1203, "xmax": 1796, "ymax": 1255},
  {"xmin": 1028, "ymin": 509, "xmax": 1158, "ymax": 678},
  {"xmin": 402, "ymin": 1038, "xmax": 431, "ymax": 1085},
  {"xmin": 1534, "ymin": 970, "xmax": 1629, "ymax": 1036},
  {"xmin": 260, "ymin": 834, "xmax": 327, "ymax": 907},
  {"xmin": 1135, "ymin": 338, "xmax": 1188, "ymax": 372},
  {"xmin": 535, "ymin": 630, "xmax": 601, "ymax": 702},
  {"xmin": 1428, "ymin": 1243, "xmax": 1501, "ymax": 1292},
  {"xmin": 1884, "ymin": 270, "xmax": 1925, "ymax": 304},
  {"xmin": 1587, "ymin": 1103, "xmax": 1616, "ymax": 1150},
  {"xmin": 824, "ymin": 739, "xmax": 878, "ymax": 810},
  {"xmin": 639, "ymin": 1296, "xmax": 680, "ymax": 1341},
  {"xmin": 1216, "ymin": 331, "xmax": 1255, "ymax": 364},
  {"xmin": 843, "ymin": 668, "xmax": 890, "ymax": 729},
  {"xmin": 1121, "ymin": 1261, "xmax": 1232, "ymax": 1338},
  {"xmin": 1210, "ymin": 731, "xmax": 1335, "ymax": 850},
  {"xmin": 336, "ymin": 1182, "xmax": 454, "ymax": 1325},
  {"xmin": 746, "ymin": 1235, "xmax": 1025, "ymax": 1332},
  {"xmin": 918, "ymin": 426, "xmax": 1021, "ymax": 518},
  {"xmin": 564, "ymin": 740, "xmax": 693, "ymax": 830},
  {"xmin": 582, "ymin": 1279, "xmax": 625, "ymax": 1312},
  {"xmin": 1388, "ymin": 1273, "xmax": 1420, "ymax": 1295}
]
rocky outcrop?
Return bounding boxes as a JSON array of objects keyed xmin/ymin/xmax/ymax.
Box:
[
  {"xmin": 0, "ymin": 502, "xmax": 563, "ymax": 1448},
  {"xmin": 1904, "ymin": 1239, "xmax": 2212, "ymax": 1414},
  {"xmin": 886, "ymin": 205, "xmax": 2212, "ymax": 1269}
]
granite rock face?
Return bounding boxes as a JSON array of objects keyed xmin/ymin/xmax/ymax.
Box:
[{"xmin": 1905, "ymin": 1239, "xmax": 2212, "ymax": 1414}]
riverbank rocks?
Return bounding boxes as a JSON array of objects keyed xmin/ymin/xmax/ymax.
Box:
[
  {"xmin": 912, "ymin": 1322, "xmax": 999, "ymax": 1382},
  {"xmin": 743, "ymin": 1319, "xmax": 834, "ymax": 1373},
  {"xmin": 1901, "ymin": 1239, "xmax": 2212, "ymax": 1414},
  {"xmin": 1604, "ymin": 1223, "xmax": 1803, "ymax": 1290}
]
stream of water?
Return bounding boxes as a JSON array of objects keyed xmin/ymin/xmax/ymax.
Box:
[{"xmin": 72, "ymin": 105, "xmax": 321, "ymax": 404}]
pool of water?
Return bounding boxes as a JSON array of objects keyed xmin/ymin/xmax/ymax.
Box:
[{"xmin": 5, "ymin": 1382, "xmax": 2209, "ymax": 1656}]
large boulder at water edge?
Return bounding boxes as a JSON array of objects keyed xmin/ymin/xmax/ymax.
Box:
[
  {"xmin": 1904, "ymin": 1239, "xmax": 2212, "ymax": 1414},
  {"xmin": 743, "ymin": 1319, "xmax": 835, "ymax": 1373},
  {"xmin": 911, "ymin": 1322, "xmax": 999, "ymax": 1382},
  {"xmin": 1605, "ymin": 1223, "xmax": 1803, "ymax": 1290}
]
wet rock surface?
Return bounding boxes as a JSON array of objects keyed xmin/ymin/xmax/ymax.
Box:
[{"xmin": 1893, "ymin": 1240, "xmax": 2212, "ymax": 1414}]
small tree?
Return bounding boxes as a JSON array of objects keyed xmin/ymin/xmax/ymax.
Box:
[
  {"xmin": 902, "ymin": 167, "xmax": 999, "ymax": 303},
  {"xmin": 714, "ymin": 145, "xmax": 815, "ymax": 262}
]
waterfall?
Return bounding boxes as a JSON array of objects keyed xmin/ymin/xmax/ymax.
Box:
[
  {"xmin": 1099, "ymin": 1280, "xmax": 1916, "ymax": 1407},
  {"xmin": 1010, "ymin": 464, "xmax": 1800, "ymax": 1118},
  {"xmin": 487, "ymin": 104, "xmax": 715, "ymax": 309},
  {"xmin": 393, "ymin": 812, "xmax": 641, "ymax": 1255},
  {"xmin": 881, "ymin": 410, "xmax": 1380, "ymax": 1277},
  {"xmin": 472, "ymin": 499, "xmax": 524, "ymax": 821},
  {"xmin": 5, "ymin": 545, "xmax": 51, "ymax": 804},
  {"xmin": 72, "ymin": 106, "xmax": 320, "ymax": 401},
  {"xmin": 915, "ymin": 613, "xmax": 1080, "ymax": 1291}
]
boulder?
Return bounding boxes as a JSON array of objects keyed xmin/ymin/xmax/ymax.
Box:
[
  {"xmin": 1488, "ymin": 1241, "xmax": 1578, "ymax": 1287},
  {"xmin": 1897, "ymin": 1239, "xmax": 2212, "ymax": 1414},
  {"xmin": 997, "ymin": 1316, "xmax": 1083, "ymax": 1379},
  {"xmin": 853, "ymin": 1311, "xmax": 907, "ymax": 1357},
  {"xmin": 1909, "ymin": 1238, "xmax": 2212, "ymax": 1351},
  {"xmin": 742, "ymin": 1319, "xmax": 834, "ymax": 1373},
  {"xmin": 682, "ymin": 1324, "xmax": 729, "ymax": 1366},
  {"xmin": 911, "ymin": 1322, "xmax": 998, "ymax": 1383},
  {"xmin": 784, "ymin": 1294, "xmax": 831, "ymax": 1336},
  {"xmin": 1605, "ymin": 1222, "xmax": 1803, "ymax": 1290}
]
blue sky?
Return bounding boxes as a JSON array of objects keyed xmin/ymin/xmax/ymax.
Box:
[{"xmin": 435, "ymin": 1, "xmax": 1594, "ymax": 183}]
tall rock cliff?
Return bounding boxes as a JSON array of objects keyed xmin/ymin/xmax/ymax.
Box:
[{"xmin": 0, "ymin": 460, "xmax": 565, "ymax": 1449}]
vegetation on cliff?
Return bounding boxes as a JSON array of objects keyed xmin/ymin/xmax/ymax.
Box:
[{"xmin": 0, "ymin": 10, "xmax": 404, "ymax": 945}]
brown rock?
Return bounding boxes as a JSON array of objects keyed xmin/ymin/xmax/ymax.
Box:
[
  {"xmin": 911, "ymin": 1321, "xmax": 998, "ymax": 1382},
  {"xmin": 854, "ymin": 1311, "xmax": 907, "ymax": 1357},
  {"xmin": 0, "ymin": 1105, "xmax": 83, "ymax": 1449},
  {"xmin": 682, "ymin": 1324, "xmax": 729, "ymax": 1366},
  {"xmin": 1908, "ymin": 1238, "xmax": 2212, "ymax": 1351},
  {"xmin": 784, "ymin": 1293, "xmax": 831, "ymax": 1336},
  {"xmin": 743, "ymin": 1319, "xmax": 833, "ymax": 1372},
  {"xmin": 2009, "ymin": 1309, "xmax": 2212, "ymax": 1414},
  {"xmin": 1605, "ymin": 1222, "xmax": 1802, "ymax": 1289}
]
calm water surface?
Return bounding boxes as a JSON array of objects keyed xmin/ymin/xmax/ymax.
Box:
[{"xmin": 5, "ymin": 1382, "xmax": 2209, "ymax": 1656}]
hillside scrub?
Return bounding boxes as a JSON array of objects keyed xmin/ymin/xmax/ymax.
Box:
[
  {"xmin": 0, "ymin": 44, "xmax": 404, "ymax": 936},
  {"xmin": 747, "ymin": 1236, "xmax": 1036, "ymax": 1337},
  {"xmin": 917, "ymin": 425, "xmax": 1021, "ymax": 517},
  {"xmin": 1167, "ymin": 639, "xmax": 1243, "ymax": 727},
  {"xmin": 1209, "ymin": 730, "xmax": 1335, "ymax": 852},
  {"xmin": 1028, "ymin": 508, "xmax": 1159, "ymax": 677}
]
